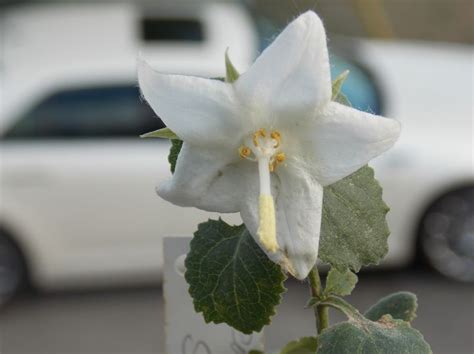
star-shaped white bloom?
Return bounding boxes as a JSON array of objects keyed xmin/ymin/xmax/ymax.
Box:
[{"xmin": 138, "ymin": 11, "xmax": 400, "ymax": 280}]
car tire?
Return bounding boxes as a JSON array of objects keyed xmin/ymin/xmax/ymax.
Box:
[
  {"xmin": 419, "ymin": 185, "xmax": 474, "ymax": 282},
  {"xmin": 0, "ymin": 232, "xmax": 27, "ymax": 304}
]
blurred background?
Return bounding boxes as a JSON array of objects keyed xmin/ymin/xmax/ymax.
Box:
[{"xmin": 0, "ymin": 0, "xmax": 473, "ymax": 353}]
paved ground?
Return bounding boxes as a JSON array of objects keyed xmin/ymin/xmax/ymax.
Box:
[{"xmin": 0, "ymin": 269, "xmax": 472, "ymax": 354}]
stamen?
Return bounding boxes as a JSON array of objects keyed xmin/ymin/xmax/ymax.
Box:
[
  {"xmin": 271, "ymin": 131, "xmax": 281, "ymax": 148},
  {"xmin": 239, "ymin": 146, "xmax": 251, "ymax": 159},
  {"xmin": 269, "ymin": 152, "xmax": 286, "ymax": 172},
  {"xmin": 275, "ymin": 152, "xmax": 286, "ymax": 163},
  {"xmin": 253, "ymin": 128, "xmax": 266, "ymax": 147}
]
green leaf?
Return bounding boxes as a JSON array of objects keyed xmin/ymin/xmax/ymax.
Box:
[
  {"xmin": 225, "ymin": 49, "xmax": 240, "ymax": 83},
  {"xmin": 365, "ymin": 292, "xmax": 418, "ymax": 322},
  {"xmin": 316, "ymin": 296, "xmax": 432, "ymax": 354},
  {"xmin": 140, "ymin": 127, "xmax": 178, "ymax": 139},
  {"xmin": 280, "ymin": 337, "xmax": 318, "ymax": 354},
  {"xmin": 306, "ymin": 297, "xmax": 319, "ymax": 308},
  {"xmin": 318, "ymin": 295, "xmax": 364, "ymax": 321},
  {"xmin": 331, "ymin": 71, "xmax": 351, "ymax": 107},
  {"xmin": 331, "ymin": 70, "xmax": 349, "ymax": 100},
  {"xmin": 316, "ymin": 315, "xmax": 431, "ymax": 354},
  {"xmin": 319, "ymin": 165, "xmax": 390, "ymax": 272},
  {"xmin": 334, "ymin": 92, "xmax": 352, "ymax": 107},
  {"xmin": 185, "ymin": 219, "xmax": 287, "ymax": 334},
  {"xmin": 316, "ymin": 316, "xmax": 431, "ymax": 354},
  {"xmin": 323, "ymin": 268, "xmax": 358, "ymax": 297},
  {"xmin": 168, "ymin": 139, "xmax": 183, "ymax": 174}
]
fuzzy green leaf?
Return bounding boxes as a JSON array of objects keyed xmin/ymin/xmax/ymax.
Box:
[
  {"xmin": 306, "ymin": 297, "xmax": 319, "ymax": 308},
  {"xmin": 280, "ymin": 337, "xmax": 318, "ymax": 354},
  {"xmin": 316, "ymin": 296, "xmax": 431, "ymax": 354},
  {"xmin": 168, "ymin": 139, "xmax": 183, "ymax": 174},
  {"xmin": 318, "ymin": 295, "xmax": 364, "ymax": 320},
  {"xmin": 331, "ymin": 70, "xmax": 349, "ymax": 100},
  {"xmin": 225, "ymin": 49, "xmax": 240, "ymax": 83},
  {"xmin": 140, "ymin": 127, "xmax": 178, "ymax": 139},
  {"xmin": 316, "ymin": 315, "xmax": 431, "ymax": 354},
  {"xmin": 365, "ymin": 292, "xmax": 418, "ymax": 322},
  {"xmin": 185, "ymin": 219, "xmax": 287, "ymax": 334},
  {"xmin": 319, "ymin": 165, "xmax": 390, "ymax": 272},
  {"xmin": 323, "ymin": 268, "xmax": 358, "ymax": 297}
]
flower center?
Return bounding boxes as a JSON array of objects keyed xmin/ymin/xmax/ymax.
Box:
[
  {"xmin": 239, "ymin": 129, "xmax": 286, "ymax": 172},
  {"xmin": 238, "ymin": 129, "xmax": 286, "ymax": 253}
]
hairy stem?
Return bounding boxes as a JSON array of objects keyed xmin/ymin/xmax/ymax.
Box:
[{"xmin": 308, "ymin": 265, "xmax": 329, "ymax": 334}]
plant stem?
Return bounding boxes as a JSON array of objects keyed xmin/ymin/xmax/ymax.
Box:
[{"xmin": 308, "ymin": 265, "xmax": 329, "ymax": 334}]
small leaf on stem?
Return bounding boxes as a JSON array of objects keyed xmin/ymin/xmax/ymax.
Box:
[
  {"xmin": 324, "ymin": 267, "xmax": 358, "ymax": 297},
  {"xmin": 140, "ymin": 127, "xmax": 179, "ymax": 139},
  {"xmin": 280, "ymin": 336, "xmax": 318, "ymax": 354},
  {"xmin": 225, "ymin": 49, "xmax": 240, "ymax": 83},
  {"xmin": 331, "ymin": 70, "xmax": 349, "ymax": 100},
  {"xmin": 168, "ymin": 139, "xmax": 183, "ymax": 174},
  {"xmin": 365, "ymin": 291, "xmax": 418, "ymax": 322}
]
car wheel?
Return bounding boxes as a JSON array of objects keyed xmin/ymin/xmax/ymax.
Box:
[
  {"xmin": 419, "ymin": 186, "xmax": 474, "ymax": 282},
  {"xmin": 0, "ymin": 233, "xmax": 26, "ymax": 303}
]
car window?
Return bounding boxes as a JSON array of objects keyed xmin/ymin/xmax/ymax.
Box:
[
  {"xmin": 330, "ymin": 55, "xmax": 383, "ymax": 116},
  {"xmin": 141, "ymin": 18, "xmax": 204, "ymax": 42},
  {"xmin": 4, "ymin": 86, "xmax": 165, "ymax": 139}
]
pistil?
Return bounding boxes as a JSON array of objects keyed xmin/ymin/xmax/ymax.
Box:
[{"xmin": 238, "ymin": 128, "xmax": 286, "ymax": 253}]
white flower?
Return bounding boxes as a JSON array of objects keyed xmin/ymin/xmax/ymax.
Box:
[{"xmin": 138, "ymin": 11, "xmax": 400, "ymax": 280}]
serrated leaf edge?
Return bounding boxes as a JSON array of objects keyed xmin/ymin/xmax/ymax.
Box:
[
  {"xmin": 319, "ymin": 165, "xmax": 391, "ymax": 272},
  {"xmin": 185, "ymin": 219, "xmax": 287, "ymax": 334}
]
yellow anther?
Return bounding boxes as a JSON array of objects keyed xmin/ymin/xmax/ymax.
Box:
[
  {"xmin": 269, "ymin": 152, "xmax": 286, "ymax": 172},
  {"xmin": 270, "ymin": 131, "xmax": 281, "ymax": 140},
  {"xmin": 253, "ymin": 128, "xmax": 266, "ymax": 147},
  {"xmin": 271, "ymin": 130, "xmax": 281, "ymax": 148},
  {"xmin": 275, "ymin": 152, "xmax": 286, "ymax": 163},
  {"xmin": 239, "ymin": 146, "xmax": 251, "ymax": 159}
]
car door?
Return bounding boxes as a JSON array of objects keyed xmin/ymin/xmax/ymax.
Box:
[{"xmin": 1, "ymin": 84, "xmax": 240, "ymax": 287}]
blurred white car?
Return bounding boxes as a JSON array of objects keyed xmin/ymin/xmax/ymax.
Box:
[
  {"xmin": 0, "ymin": 2, "xmax": 473, "ymax": 300},
  {"xmin": 330, "ymin": 38, "xmax": 473, "ymax": 282},
  {"xmin": 0, "ymin": 1, "xmax": 256, "ymax": 297}
]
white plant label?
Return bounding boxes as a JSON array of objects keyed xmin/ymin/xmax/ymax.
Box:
[{"xmin": 163, "ymin": 237, "xmax": 264, "ymax": 354}]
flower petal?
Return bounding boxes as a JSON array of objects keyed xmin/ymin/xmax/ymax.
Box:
[
  {"xmin": 158, "ymin": 142, "xmax": 253, "ymax": 213},
  {"xmin": 235, "ymin": 11, "xmax": 331, "ymax": 126},
  {"xmin": 289, "ymin": 102, "xmax": 401, "ymax": 186},
  {"xmin": 240, "ymin": 166, "xmax": 323, "ymax": 280},
  {"xmin": 138, "ymin": 58, "xmax": 241, "ymax": 147}
]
